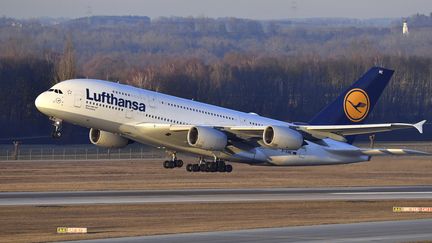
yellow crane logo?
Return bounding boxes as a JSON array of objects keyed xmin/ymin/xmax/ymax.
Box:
[{"xmin": 344, "ymin": 88, "xmax": 370, "ymax": 122}]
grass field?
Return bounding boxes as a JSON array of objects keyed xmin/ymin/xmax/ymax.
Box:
[
  {"xmin": 1, "ymin": 156, "xmax": 432, "ymax": 242},
  {"xmin": 0, "ymin": 157, "xmax": 431, "ymax": 192},
  {"xmin": 1, "ymin": 200, "xmax": 432, "ymax": 243}
]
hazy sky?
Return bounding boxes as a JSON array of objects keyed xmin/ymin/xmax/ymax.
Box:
[{"xmin": 1, "ymin": 0, "xmax": 431, "ymax": 19}]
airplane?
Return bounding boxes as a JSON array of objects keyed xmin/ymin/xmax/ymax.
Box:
[{"xmin": 35, "ymin": 67, "xmax": 428, "ymax": 173}]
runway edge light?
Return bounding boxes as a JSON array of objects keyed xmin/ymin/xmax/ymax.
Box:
[
  {"xmin": 57, "ymin": 227, "xmax": 88, "ymax": 234},
  {"xmin": 393, "ymin": 207, "xmax": 432, "ymax": 213}
]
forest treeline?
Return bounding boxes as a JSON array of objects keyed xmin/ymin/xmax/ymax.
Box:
[
  {"xmin": 0, "ymin": 15, "xmax": 431, "ymax": 142},
  {"xmin": 1, "ymin": 54, "xmax": 430, "ymax": 124},
  {"xmin": 1, "ymin": 14, "xmax": 432, "ymax": 62},
  {"xmin": 123, "ymin": 54, "xmax": 432, "ymax": 123}
]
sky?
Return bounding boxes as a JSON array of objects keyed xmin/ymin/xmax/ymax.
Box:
[{"xmin": 1, "ymin": 0, "xmax": 431, "ymax": 20}]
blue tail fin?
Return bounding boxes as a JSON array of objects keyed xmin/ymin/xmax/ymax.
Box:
[{"xmin": 309, "ymin": 67, "xmax": 394, "ymax": 126}]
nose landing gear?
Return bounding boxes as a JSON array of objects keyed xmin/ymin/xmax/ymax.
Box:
[{"xmin": 50, "ymin": 118, "xmax": 63, "ymax": 139}]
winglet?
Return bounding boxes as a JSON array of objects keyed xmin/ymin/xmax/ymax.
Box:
[{"xmin": 414, "ymin": 120, "xmax": 426, "ymax": 134}]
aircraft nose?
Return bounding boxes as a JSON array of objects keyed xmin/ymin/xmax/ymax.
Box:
[{"xmin": 35, "ymin": 93, "xmax": 46, "ymax": 112}]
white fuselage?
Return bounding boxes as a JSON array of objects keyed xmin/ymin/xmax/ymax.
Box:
[{"xmin": 35, "ymin": 79, "xmax": 369, "ymax": 166}]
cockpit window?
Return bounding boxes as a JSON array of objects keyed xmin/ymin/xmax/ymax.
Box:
[{"xmin": 48, "ymin": 89, "xmax": 63, "ymax": 94}]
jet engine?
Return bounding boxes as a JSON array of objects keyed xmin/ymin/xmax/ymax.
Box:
[
  {"xmin": 263, "ymin": 126, "xmax": 303, "ymax": 150},
  {"xmin": 89, "ymin": 128, "xmax": 130, "ymax": 148},
  {"xmin": 187, "ymin": 126, "xmax": 227, "ymax": 151}
]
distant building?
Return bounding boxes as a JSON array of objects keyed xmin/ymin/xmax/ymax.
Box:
[{"xmin": 402, "ymin": 19, "xmax": 409, "ymax": 36}]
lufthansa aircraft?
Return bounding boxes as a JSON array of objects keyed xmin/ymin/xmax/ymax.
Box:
[{"xmin": 35, "ymin": 67, "xmax": 427, "ymax": 173}]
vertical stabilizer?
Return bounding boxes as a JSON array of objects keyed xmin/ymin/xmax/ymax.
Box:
[{"xmin": 309, "ymin": 67, "xmax": 394, "ymax": 126}]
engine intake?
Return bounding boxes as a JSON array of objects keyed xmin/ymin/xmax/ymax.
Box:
[
  {"xmin": 187, "ymin": 126, "xmax": 227, "ymax": 151},
  {"xmin": 263, "ymin": 126, "xmax": 303, "ymax": 150},
  {"xmin": 89, "ymin": 128, "xmax": 130, "ymax": 148}
]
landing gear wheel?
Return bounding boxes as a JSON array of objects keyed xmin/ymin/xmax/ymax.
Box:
[
  {"xmin": 218, "ymin": 165, "xmax": 226, "ymax": 173},
  {"xmin": 163, "ymin": 152, "xmax": 184, "ymax": 169},
  {"xmin": 192, "ymin": 164, "xmax": 200, "ymax": 172},
  {"xmin": 163, "ymin": 160, "xmax": 170, "ymax": 168},
  {"xmin": 51, "ymin": 131, "xmax": 62, "ymax": 139},
  {"xmin": 209, "ymin": 163, "xmax": 217, "ymax": 172},
  {"xmin": 204, "ymin": 163, "xmax": 212, "ymax": 172},
  {"xmin": 176, "ymin": 160, "xmax": 184, "ymax": 168},
  {"xmin": 50, "ymin": 118, "xmax": 63, "ymax": 139},
  {"xmin": 186, "ymin": 164, "xmax": 193, "ymax": 172},
  {"xmin": 170, "ymin": 161, "xmax": 177, "ymax": 168},
  {"xmin": 200, "ymin": 163, "xmax": 207, "ymax": 172},
  {"xmin": 185, "ymin": 157, "xmax": 233, "ymax": 173},
  {"xmin": 225, "ymin": 164, "xmax": 233, "ymax": 173}
]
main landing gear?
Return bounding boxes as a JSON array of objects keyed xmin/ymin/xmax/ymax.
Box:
[
  {"xmin": 186, "ymin": 158, "xmax": 233, "ymax": 173},
  {"xmin": 50, "ymin": 118, "xmax": 63, "ymax": 139},
  {"xmin": 163, "ymin": 153, "xmax": 184, "ymax": 169},
  {"xmin": 163, "ymin": 154, "xmax": 233, "ymax": 173}
]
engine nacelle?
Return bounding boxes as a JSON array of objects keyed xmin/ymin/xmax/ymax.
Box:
[
  {"xmin": 187, "ymin": 126, "xmax": 227, "ymax": 151},
  {"xmin": 263, "ymin": 126, "xmax": 303, "ymax": 150},
  {"xmin": 89, "ymin": 128, "xmax": 130, "ymax": 148}
]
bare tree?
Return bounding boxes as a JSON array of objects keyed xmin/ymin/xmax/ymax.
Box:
[
  {"xmin": 131, "ymin": 70, "xmax": 145, "ymax": 87},
  {"xmin": 54, "ymin": 37, "xmax": 76, "ymax": 83}
]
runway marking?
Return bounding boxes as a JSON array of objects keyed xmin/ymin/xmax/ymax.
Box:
[
  {"xmin": 2, "ymin": 187, "xmax": 432, "ymax": 206},
  {"xmin": 68, "ymin": 219, "xmax": 432, "ymax": 243},
  {"xmin": 333, "ymin": 191, "xmax": 432, "ymax": 195},
  {"xmin": 393, "ymin": 207, "xmax": 432, "ymax": 212}
]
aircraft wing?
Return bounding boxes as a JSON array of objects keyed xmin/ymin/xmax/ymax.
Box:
[
  {"xmin": 124, "ymin": 120, "xmax": 426, "ymax": 148},
  {"xmin": 171, "ymin": 125, "xmax": 264, "ymax": 145},
  {"xmin": 227, "ymin": 120, "xmax": 426, "ymax": 142},
  {"xmin": 124, "ymin": 123, "xmax": 264, "ymax": 148},
  {"xmin": 120, "ymin": 123, "xmax": 264, "ymax": 153},
  {"xmin": 120, "ymin": 123, "xmax": 191, "ymax": 148}
]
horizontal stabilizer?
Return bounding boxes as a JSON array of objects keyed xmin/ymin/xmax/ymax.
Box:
[
  {"xmin": 360, "ymin": 148, "xmax": 430, "ymax": 156},
  {"xmin": 298, "ymin": 120, "xmax": 427, "ymax": 139},
  {"xmin": 328, "ymin": 147, "xmax": 430, "ymax": 157},
  {"xmin": 414, "ymin": 120, "xmax": 426, "ymax": 134}
]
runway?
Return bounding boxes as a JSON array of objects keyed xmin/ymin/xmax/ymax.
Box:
[
  {"xmin": 2, "ymin": 186, "xmax": 432, "ymax": 206},
  {"xmin": 70, "ymin": 219, "xmax": 432, "ymax": 243}
]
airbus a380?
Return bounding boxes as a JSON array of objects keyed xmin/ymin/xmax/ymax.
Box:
[{"xmin": 35, "ymin": 67, "xmax": 428, "ymax": 173}]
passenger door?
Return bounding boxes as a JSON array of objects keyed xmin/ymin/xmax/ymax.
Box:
[
  {"xmin": 126, "ymin": 109, "xmax": 133, "ymax": 119},
  {"xmin": 148, "ymin": 95, "xmax": 157, "ymax": 109},
  {"xmin": 74, "ymin": 93, "xmax": 83, "ymax": 108}
]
